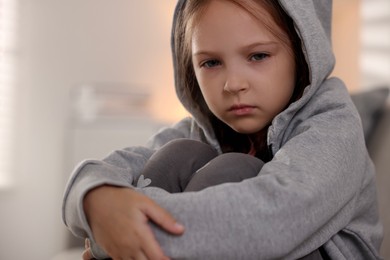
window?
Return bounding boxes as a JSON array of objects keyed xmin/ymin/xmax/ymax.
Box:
[
  {"xmin": 0, "ymin": 0, "xmax": 17, "ymax": 187},
  {"xmin": 361, "ymin": 0, "xmax": 390, "ymax": 88}
]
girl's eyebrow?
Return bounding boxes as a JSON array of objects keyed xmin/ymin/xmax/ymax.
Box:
[
  {"xmin": 243, "ymin": 41, "xmax": 278, "ymax": 50},
  {"xmin": 193, "ymin": 41, "xmax": 278, "ymax": 56}
]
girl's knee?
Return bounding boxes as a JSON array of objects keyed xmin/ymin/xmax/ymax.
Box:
[
  {"xmin": 212, "ymin": 153, "xmax": 264, "ymax": 172},
  {"xmin": 185, "ymin": 153, "xmax": 265, "ymax": 191},
  {"xmin": 160, "ymin": 139, "xmax": 218, "ymax": 160}
]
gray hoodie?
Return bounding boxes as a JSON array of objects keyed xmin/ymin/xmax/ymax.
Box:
[{"xmin": 62, "ymin": 0, "xmax": 383, "ymax": 259}]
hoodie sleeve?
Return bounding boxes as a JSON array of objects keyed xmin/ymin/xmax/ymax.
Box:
[
  {"xmin": 137, "ymin": 98, "xmax": 378, "ymax": 259},
  {"xmin": 61, "ymin": 118, "xmax": 194, "ymax": 245}
]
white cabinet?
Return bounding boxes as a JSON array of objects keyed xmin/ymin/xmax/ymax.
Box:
[{"xmin": 66, "ymin": 117, "xmax": 165, "ymax": 175}]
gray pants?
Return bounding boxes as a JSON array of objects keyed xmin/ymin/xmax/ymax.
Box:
[
  {"xmin": 141, "ymin": 139, "xmax": 327, "ymax": 260},
  {"xmin": 141, "ymin": 139, "xmax": 264, "ymax": 192}
]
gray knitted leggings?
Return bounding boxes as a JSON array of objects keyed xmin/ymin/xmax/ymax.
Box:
[
  {"xmin": 141, "ymin": 139, "xmax": 326, "ymax": 260},
  {"xmin": 141, "ymin": 139, "xmax": 263, "ymax": 192}
]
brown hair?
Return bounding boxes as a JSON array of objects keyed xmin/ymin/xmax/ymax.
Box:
[{"xmin": 173, "ymin": 0, "xmax": 309, "ymax": 162}]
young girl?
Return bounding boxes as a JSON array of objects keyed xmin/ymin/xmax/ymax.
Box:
[{"xmin": 63, "ymin": 0, "xmax": 383, "ymax": 259}]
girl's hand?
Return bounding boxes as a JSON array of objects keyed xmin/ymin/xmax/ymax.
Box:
[
  {"xmin": 82, "ymin": 238, "xmax": 93, "ymax": 260},
  {"xmin": 83, "ymin": 185, "xmax": 185, "ymax": 260}
]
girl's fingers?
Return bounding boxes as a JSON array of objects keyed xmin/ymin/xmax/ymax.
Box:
[
  {"xmin": 82, "ymin": 248, "xmax": 93, "ymax": 260},
  {"xmin": 84, "ymin": 238, "xmax": 90, "ymax": 249},
  {"xmin": 139, "ymin": 226, "xmax": 170, "ymax": 260},
  {"xmin": 135, "ymin": 251, "xmax": 149, "ymax": 260},
  {"xmin": 141, "ymin": 199, "xmax": 185, "ymax": 235}
]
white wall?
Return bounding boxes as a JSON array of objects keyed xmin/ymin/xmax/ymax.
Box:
[{"xmin": 0, "ymin": 1, "xmax": 178, "ymax": 259}]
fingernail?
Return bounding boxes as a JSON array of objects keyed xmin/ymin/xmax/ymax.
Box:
[
  {"xmin": 174, "ymin": 222, "xmax": 184, "ymax": 231},
  {"xmin": 85, "ymin": 238, "xmax": 90, "ymax": 249}
]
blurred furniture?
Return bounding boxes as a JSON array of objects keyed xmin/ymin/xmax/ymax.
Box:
[
  {"xmin": 351, "ymin": 87, "xmax": 390, "ymax": 259},
  {"xmin": 363, "ymin": 91, "xmax": 390, "ymax": 259}
]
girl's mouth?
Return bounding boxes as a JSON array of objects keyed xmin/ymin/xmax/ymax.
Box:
[{"xmin": 228, "ymin": 104, "xmax": 256, "ymax": 116}]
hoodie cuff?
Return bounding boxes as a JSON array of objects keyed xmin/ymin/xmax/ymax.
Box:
[{"xmin": 63, "ymin": 160, "xmax": 135, "ymax": 258}]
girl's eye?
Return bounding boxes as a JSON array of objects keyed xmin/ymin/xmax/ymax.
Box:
[
  {"xmin": 201, "ymin": 59, "xmax": 221, "ymax": 68},
  {"xmin": 250, "ymin": 53, "xmax": 269, "ymax": 61}
]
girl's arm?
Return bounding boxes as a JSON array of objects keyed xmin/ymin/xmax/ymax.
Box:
[
  {"xmin": 62, "ymin": 118, "xmax": 196, "ymax": 259},
  {"xmin": 140, "ymin": 103, "xmax": 380, "ymax": 259},
  {"xmin": 139, "ymin": 118, "xmax": 377, "ymax": 259}
]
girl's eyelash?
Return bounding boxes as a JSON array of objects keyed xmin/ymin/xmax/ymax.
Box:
[
  {"xmin": 249, "ymin": 53, "xmax": 270, "ymax": 61},
  {"xmin": 200, "ymin": 59, "xmax": 221, "ymax": 68},
  {"xmin": 199, "ymin": 53, "xmax": 269, "ymax": 68}
]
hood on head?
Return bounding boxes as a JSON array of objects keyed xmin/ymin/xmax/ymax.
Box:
[
  {"xmin": 278, "ymin": 0, "xmax": 335, "ymax": 102},
  {"xmin": 171, "ymin": 0, "xmax": 335, "ymax": 138}
]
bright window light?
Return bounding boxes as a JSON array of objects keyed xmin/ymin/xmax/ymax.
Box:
[
  {"xmin": 0, "ymin": 0, "xmax": 17, "ymax": 187},
  {"xmin": 361, "ymin": 0, "xmax": 390, "ymax": 88}
]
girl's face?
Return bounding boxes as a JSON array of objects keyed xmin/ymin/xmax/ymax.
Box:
[{"xmin": 191, "ymin": 0, "xmax": 296, "ymax": 134}]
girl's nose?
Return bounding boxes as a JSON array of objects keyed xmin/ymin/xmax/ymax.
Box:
[{"xmin": 223, "ymin": 70, "xmax": 249, "ymax": 94}]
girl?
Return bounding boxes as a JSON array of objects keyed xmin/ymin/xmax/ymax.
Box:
[{"xmin": 63, "ymin": 0, "xmax": 383, "ymax": 259}]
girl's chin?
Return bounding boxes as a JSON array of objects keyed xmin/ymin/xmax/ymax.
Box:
[
  {"xmin": 219, "ymin": 116, "xmax": 268, "ymax": 134},
  {"xmin": 228, "ymin": 124, "xmax": 264, "ymax": 134}
]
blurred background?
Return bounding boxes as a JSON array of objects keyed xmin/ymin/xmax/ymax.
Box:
[{"xmin": 0, "ymin": 0, "xmax": 389, "ymax": 259}]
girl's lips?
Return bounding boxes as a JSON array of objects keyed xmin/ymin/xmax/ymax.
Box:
[{"xmin": 228, "ymin": 104, "xmax": 256, "ymax": 116}]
